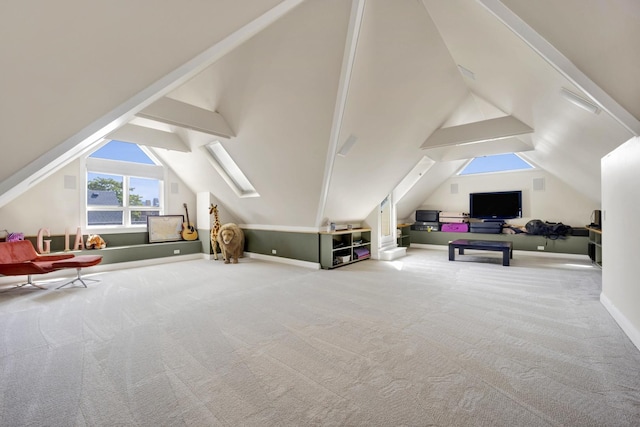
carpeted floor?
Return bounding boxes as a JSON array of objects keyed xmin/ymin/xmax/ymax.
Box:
[{"xmin": 1, "ymin": 248, "xmax": 639, "ymax": 426}]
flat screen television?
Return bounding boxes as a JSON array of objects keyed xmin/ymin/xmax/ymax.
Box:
[{"xmin": 469, "ymin": 190, "xmax": 522, "ymax": 220}]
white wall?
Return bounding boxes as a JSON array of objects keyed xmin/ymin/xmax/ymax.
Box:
[
  {"xmin": 0, "ymin": 159, "xmax": 195, "ymax": 237},
  {"xmin": 600, "ymin": 136, "xmax": 640, "ymax": 350},
  {"xmin": 414, "ymin": 169, "xmax": 597, "ymax": 228}
]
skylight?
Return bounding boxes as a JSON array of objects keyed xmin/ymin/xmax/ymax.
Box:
[
  {"xmin": 458, "ymin": 153, "xmax": 534, "ymax": 175},
  {"xmin": 205, "ymin": 142, "xmax": 259, "ymax": 198}
]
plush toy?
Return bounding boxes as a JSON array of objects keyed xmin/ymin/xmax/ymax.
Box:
[
  {"xmin": 86, "ymin": 234, "xmax": 106, "ymax": 249},
  {"xmin": 2, "ymin": 229, "xmax": 24, "ymax": 242},
  {"xmin": 7, "ymin": 232, "xmax": 24, "ymax": 242},
  {"xmin": 216, "ymin": 223, "xmax": 244, "ymax": 264}
]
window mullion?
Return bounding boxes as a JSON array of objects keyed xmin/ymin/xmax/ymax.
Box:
[{"xmin": 123, "ymin": 175, "xmax": 130, "ymax": 227}]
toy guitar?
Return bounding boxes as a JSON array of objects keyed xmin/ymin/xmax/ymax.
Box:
[{"xmin": 181, "ymin": 203, "xmax": 198, "ymax": 240}]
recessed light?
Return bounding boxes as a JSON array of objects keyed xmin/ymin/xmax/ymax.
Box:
[
  {"xmin": 457, "ymin": 65, "xmax": 475, "ymax": 80},
  {"xmin": 560, "ymin": 88, "xmax": 600, "ymax": 114}
]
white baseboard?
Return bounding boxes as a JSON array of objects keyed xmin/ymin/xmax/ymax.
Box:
[
  {"xmin": 246, "ymin": 252, "xmax": 320, "ymax": 269},
  {"xmin": 600, "ymin": 293, "xmax": 640, "ymax": 352},
  {"xmin": 410, "ymin": 243, "xmax": 445, "ymax": 250},
  {"xmin": 0, "ymin": 252, "xmax": 321, "ymax": 287}
]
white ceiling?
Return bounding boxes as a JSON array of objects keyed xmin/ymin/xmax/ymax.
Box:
[{"xmin": 1, "ymin": 0, "xmax": 638, "ymax": 228}]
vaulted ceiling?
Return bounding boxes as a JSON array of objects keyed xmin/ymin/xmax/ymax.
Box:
[{"xmin": 1, "ymin": 0, "xmax": 638, "ymax": 229}]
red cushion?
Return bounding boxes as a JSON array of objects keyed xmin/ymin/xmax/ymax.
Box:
[
  {"xmin": 0, "ymin": 240, "xmax": 39, "ymax": 263},
  {"xmin": 0, "ymin": 262, "xmax": 50, "ymax": 275},
  {"xmin": 0, "ymin": 241, "xmax": 102, "ymax": 277},
  {"xmin": 52, "ymin": 255, "xmax": 103, "ymax": 269}
]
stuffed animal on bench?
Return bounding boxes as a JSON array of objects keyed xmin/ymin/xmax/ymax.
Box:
[{"xmin": 86, "ymin": 234, "xmax": 106, "ymax": 249}]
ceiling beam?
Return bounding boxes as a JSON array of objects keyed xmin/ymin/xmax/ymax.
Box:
[
  {"xmin": 136, "ymin": 98, "xmax": 235, "ymax": 139},
  {"xmin": 421, "ymin": 115, "xmax": 533, "ymax": 149},
  {"xmin": 423, "ymin": 137, "xmax": 533, "ymax": 162},
  {"xmin": 315, "ymin": 0, "xmax": 367, "ymax": 228},
  {"xmin": 106, "ymin": 124, "xmax": 190, "ymax": 152},
  {"xmin": 392, "ymin": 156, "xmax": 436, "ymax": 203}
]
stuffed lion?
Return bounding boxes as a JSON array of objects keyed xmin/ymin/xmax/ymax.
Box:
[
  {"xmin": 216, "ymin": 223, "xmax": 244, "ymax": 264},
  {"xmin": 86, "ymin": 234, "xmax": 106, "ymax": 249}
]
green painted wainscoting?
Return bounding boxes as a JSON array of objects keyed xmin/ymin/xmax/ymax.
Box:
[
  {"xmin": 410, "ymin": 230, "xmax": 588, "ymax": 255},
  {"xmin": 242, "ymin": 229, "xmax": 320, "ymax": 263},
  {"xmin": 25, "ymin": 232, "xmax": 202, "ymax": 265}
]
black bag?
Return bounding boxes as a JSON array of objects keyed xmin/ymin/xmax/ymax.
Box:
[{"xmin": 525, "ymin": 220, "xmax": 572, "ymax": 240}]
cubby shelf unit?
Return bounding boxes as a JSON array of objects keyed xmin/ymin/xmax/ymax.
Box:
[
  {"xmin": 587, "ymin": 227, "xmax": 602, "ymax": 267},
  {"xmin": 319, "ymin": 228, "xmax": 371, "ymax": 269}
]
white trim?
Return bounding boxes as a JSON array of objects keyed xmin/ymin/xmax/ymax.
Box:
[
  {"xmin": 457, "ymin": 153, "xmax": 535, "ymax": 176},
  {"xmin": 246, "ymin": 252, "xmax": 321, "ymax": 269},
  {"xmin": 239, "ymin": 224, "xmax": 321, "ymax": 233},
  {"xmin": 315, "ymin": 0, "xmax": 367, "ymax": 227},
  {"xmin": 379, "ymin": 194, "xmax": 395, "ymax": 248},
  {"xmin": 379, "ymin": 247, "xmax": 407, "ymax": 261},
  {"xmin": 84, "ymin": 152, "xmax": 165, "ymax": 229},
  {"xmin": 478, "ymin": 0, "xmax": 640, "ymax": 136},
  {"xmin": 600, "ymin": 293, "xmax": 640, "ymax": 352},
  {"xmin": 203, "ymin": 143, "xmax": 259, "ymax": 198},
  {"xmin": 392, "ymin": 156, "xmax": 435, "ymax": 203},
  {"xmin": 86, "ymin": 158, "xmax": 164, "ymax": 180}
]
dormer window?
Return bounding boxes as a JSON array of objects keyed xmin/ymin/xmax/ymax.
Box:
[{"xmin": 84, "ymin": 140, "xmax": 165, "ymax": 229}]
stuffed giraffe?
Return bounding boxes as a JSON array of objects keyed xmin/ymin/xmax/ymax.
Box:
[{"xmin": 209, "ymin": 204, "xmax": 221, "ymax": 260}]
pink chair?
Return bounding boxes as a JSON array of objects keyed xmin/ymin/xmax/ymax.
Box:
[{"xmin": 0, "ymin": 240, "xmax": 102, "ymax": 290}]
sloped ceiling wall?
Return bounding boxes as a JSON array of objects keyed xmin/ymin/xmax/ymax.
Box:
[
  {"xmin": 501, "ymin": 0, "xmax": 640, "ymax": 121},
  {"xmin": 160, "ymin": 0, "xmax": 468, "ymax": 228},
  {"xmin": 0, "ymin": 0, "xmax": 284, "ymax": 184},
  {"xmin": 322, "ymin": 0, "xmax": 466, "ymax": 224},
  {"xmin": 417, "ymin": 0, "xmax": 635, "ymax": 207},
  {"xmin": 1, "ymin": 0, "xmax": 638, "ymax": 230},
  {"xmin": 155, "ymin": 0, "xmax": 351, "ymax": 228}
]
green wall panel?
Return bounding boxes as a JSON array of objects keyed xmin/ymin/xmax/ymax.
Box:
[
  {"xmin": 25, "ymin": 232, "xmax": 202, "ymax": 265},
  {"xmin": 243, "ymin": 229, "xmax": 319, "ymax": 263},
  {"xmin": 410, "ymin": 230, "xmax": 588, "ymax": 255}
]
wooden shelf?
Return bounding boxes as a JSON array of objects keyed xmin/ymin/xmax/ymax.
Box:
[
  {"xmin": 320, "ymin": 228, "xmax": 371, "ymax": 269},
  {"xmin": 587, "ymin": 226, "xmax": 602, "ymax": 267},
  {"xmin": 397, "ymin": 224, "xmax": 411, "ymax": 248}
]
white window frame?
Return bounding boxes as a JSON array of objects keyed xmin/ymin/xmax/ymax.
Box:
[
  {"xmin": 457, "ymin": 153, "xmax": 536, "ymax": 176},
  {"xmin": 82, "ymin": 144, "xmax": 167, "ymax": 233},
  {"xmin": 379, "ymin": 194, "xmax": 396, "ymax": 250},
  {"xmin": 204, "ymin": 141, "xmax": 259, "ymax": 198}
]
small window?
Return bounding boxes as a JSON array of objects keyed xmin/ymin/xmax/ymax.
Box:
[
  {"xmin": 458, "ymin": 153, "xmax": 534, "ymax": 175},
  {"xmin": 85, "ymin": 140, "xmax": 165, "ymax": 229}
]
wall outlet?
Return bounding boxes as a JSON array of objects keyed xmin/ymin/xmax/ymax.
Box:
[
  {"xmin": 173, "ymin": 249, "xmax": 180, "ymax": 254},
  {"xmin": 271, "ymin": 249, "xmax": 277, "ymax": 255},
  {"xmin": 537, "ymin": 246, "xmax": 545, "ymax": 250}
]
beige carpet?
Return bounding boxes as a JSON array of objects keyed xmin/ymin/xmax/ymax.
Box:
[{"xmin": 1, "ymin": 248, "xmax": 639, "ymax": 426}]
